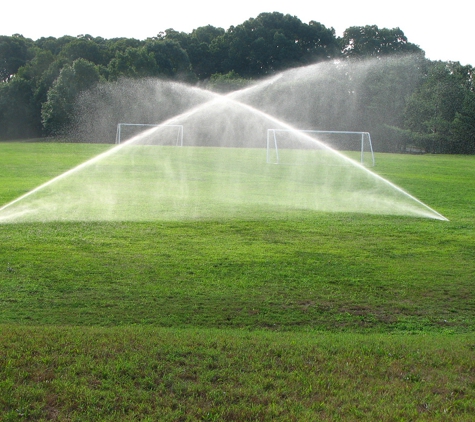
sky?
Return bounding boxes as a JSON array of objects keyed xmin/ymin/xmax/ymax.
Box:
[{"xmin": 3, "ymin": 1, "xmax": 474, "ymax": 66}]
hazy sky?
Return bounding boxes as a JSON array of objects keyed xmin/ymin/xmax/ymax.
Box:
[{"xmin": 4, "ymin": 1, "xmax": 473, "ymax": 66}]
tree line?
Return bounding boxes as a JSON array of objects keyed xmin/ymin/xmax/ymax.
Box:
[{"xmin": 0, "ymin": 12, "xmax": 474, "ymax": 153}]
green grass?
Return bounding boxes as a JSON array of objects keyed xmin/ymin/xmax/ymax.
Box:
[
  {"xmin": 0, "ymin": 144, "xmax": 446, "ymax": 222},
  {"xmin": 2, "ymin": 326, "xmax": 475, "ymax": 421},
  {"xmin": 1, "ymin": 142, "xmax": 474, "ymax": 420},
  {"xmin": 0, "ymin": 142, "xmax": 109, "ymax": 206}
]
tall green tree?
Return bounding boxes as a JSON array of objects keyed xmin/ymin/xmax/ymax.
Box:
[
  {"xmin": 450, "ymin": 88, "xmax": 475, "ymax": 154},
  {"xmin": 0, "ymin": 78, "xmax": 41, "ymax": 139},
  {"xmin": 16, "ymin": 48, "xmax": 55, "ymax": 85},
  {"xmin": 0, "ymin": 35, "xmax": 32, "ymax": 82},
  {"xmin": 106, "ymin": 40, "xmax": 192, "ymax": 80},
  {"xmin": 107, "ymin": 47, "xmax": 158, "ymax": 80},
  {"xmin": 59, "ymin": 36, "xmax": 109, "ymax": 66},
  {"xmin": 404, "ymin": 61, "xmax": 469, "ymax": 153},
  {"xmin": 341, "ymin": 26, "xmax": 423, "ymax": 59},
  {"xmin": 33, "ymin": 58, "xmax": 68, "ymax": 105},
  {"xmin": 163, "ymin": 26, "xmax": 225, "ymax": 79},
  {"xmin": 144, "ymin": 39, "xmax": 192, "ymax": 78},
  {"xmin": 35, "ymin": 36, "xmax": 75, "ymax": 56},
  {"xmin": 106, "ymin": 37, "xmax": 144, "ymax": 54},
  {"xmin": 209, "ymin": 12, "xmax": 338, "ymax": 77},
  {"xmin": 42, "ymin": 59, "xmax": 101, "ymax": 135}
]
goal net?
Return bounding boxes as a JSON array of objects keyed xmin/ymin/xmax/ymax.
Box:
[
  {"xmin": 115, "ymin": 123, "xmax": 184, "ymax": 146},
  {"xmin": 266, "ymin": 129, "xmax": 375, "ymax": 166}
]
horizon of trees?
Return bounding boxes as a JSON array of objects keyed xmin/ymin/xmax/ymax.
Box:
[{"xmin": 0, "ymin": 12, "xmax": 474, "ymax": 154}]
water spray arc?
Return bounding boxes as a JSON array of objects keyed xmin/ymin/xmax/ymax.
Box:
[
  {"xmin": 151, "ymin": 82, "xmax": 446, "ymax": 221},
  {"xmin": 219, "ymin": 94, "xmax": 448, "ymax": 221},
  {"xmin": 0, "ymin": 141, "xmax": 131, "ymax": 219},
  {"xmin": 0, "ymin": 61, "xmax": 448, "ymax": 223}
]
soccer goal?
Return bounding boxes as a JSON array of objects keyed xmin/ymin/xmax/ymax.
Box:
[
  {"xmin": 115, "ymin": 123, "xmax": 184, "ymax": 146},
  {"xmin": 266, "ymin": 129, "xmax": 375, "ymax": 166}
]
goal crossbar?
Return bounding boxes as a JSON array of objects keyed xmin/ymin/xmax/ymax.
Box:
[
  {"xmin": 266, "ymin": 129, "xmax": 375, "ymax": 166},
  {"xmin": 115, "ymin": 123, "xmax": 184, "ymax": 146}
]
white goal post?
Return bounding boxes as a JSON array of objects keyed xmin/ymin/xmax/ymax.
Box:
[
  {"xmin": 266, "ymin": 129, "xmax": 375, "ymax": 166},
  {"xmin": 115, "ymin": 123, "xmax": 184, "ymax": 146}
]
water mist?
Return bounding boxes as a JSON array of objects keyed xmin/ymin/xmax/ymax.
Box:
[{"xmin": 0, "ymin": 57, "xmax": 448, "ymax": 223}]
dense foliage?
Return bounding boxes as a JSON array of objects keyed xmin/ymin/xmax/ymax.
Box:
[{"xmin": 0, "ymin": 12, "xmax": 474, "ymax": 153}]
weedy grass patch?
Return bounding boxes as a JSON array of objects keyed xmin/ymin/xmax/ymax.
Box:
[{"xmin": 1, "ymin": 325, "xmax": 475, "ymax": 421}]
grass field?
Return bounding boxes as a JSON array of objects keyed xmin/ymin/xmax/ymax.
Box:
[
  {"xmin": 0, "ymin": 142, "xmax": 445, "ymax": 223},
  {"xmin": 1, "ymin": 142, "xmax": 474, "ymax": 420}
]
